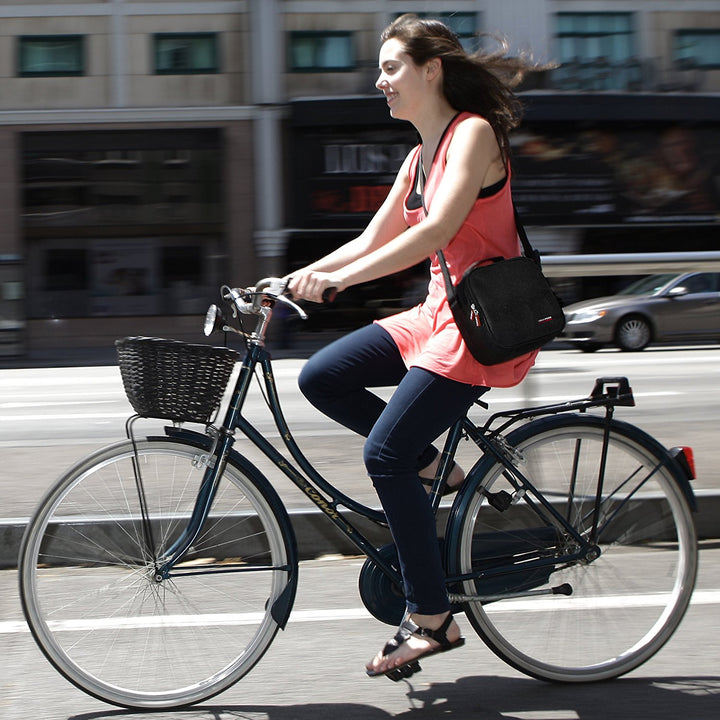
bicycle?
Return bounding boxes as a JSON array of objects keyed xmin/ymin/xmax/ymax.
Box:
[{"xmin": 18, "ymin": 277, "xmax": 699, "ymax": 710}]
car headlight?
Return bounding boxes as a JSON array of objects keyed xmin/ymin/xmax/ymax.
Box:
[{"xmin": 567, "ymin": 309, "xmax": 607, "ymax": 324}]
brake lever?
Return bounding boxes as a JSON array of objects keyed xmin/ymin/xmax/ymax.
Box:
[
  {"xmin": 221, "ymin": 285, "xmax": 244, "ymax": 318},
  {"xmin": 276, "ymin": 293, "xmax": 308, "ymax": 320},
  {"xmin": 251, "ymin": 277, "xmax": 310, "ymax": 320}
]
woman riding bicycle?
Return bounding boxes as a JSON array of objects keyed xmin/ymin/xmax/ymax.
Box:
[{"xmin": 287, "ymin": 13, "xmax": 540, "ymax": 680}]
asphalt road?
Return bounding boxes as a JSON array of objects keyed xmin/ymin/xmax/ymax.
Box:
[
  {"xmin": 1, "ymin": 546, "xmax": 719, "ymax": 720},
  {"xmin": 1, "ymin": 344, "xmax": 719, "ymax": 519},
  {"xmin": 1, "ymin": 345, "xmax": 719, "ymax": 719}
]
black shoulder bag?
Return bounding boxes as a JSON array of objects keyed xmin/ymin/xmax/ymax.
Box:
[{"xmin": 436, "ymin": 204, "xmax": 566, "ymax": 366}]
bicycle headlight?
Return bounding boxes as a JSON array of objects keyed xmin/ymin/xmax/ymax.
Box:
[{"xmin": 204, "ymin": 304, "xmax": 224, "ymax": 336}]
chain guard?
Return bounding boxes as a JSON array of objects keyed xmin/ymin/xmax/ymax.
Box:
[{"xmin": 358, "ymin": 544, "xmax": 406, "ymax": 626}]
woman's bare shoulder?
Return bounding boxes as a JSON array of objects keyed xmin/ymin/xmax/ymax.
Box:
[
  {"xmin": 446, "ymin": 115, "xmax": 501, "ymax": 167},
  {"xmin": 451, "ymin": 114, "xmax": 496, "ymax": 147}
]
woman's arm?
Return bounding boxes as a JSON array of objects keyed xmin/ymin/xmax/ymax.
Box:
[
  {"xmin": 286, "ymin": 150, "xmax": 413, "ymax": 297},
  {"xmin": 291, "ymin": 117, "xmax": 502, "ymax": 302}
]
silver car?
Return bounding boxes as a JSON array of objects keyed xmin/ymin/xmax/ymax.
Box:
[{"xmin": 560, "ymin": 271, "xmax": 720, "ymax": 352}]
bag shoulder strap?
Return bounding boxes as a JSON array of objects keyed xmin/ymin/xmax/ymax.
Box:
[
  {"xmin": 434, "ymin": 201, "xmax": 540, "ymax": 302},
  {"xmin": 418, "ymin": 135, "xmax": 540, "ymax": 299},
  {"xmin": 420, "ymin": 189, "xmax": 457, "ymax": 300},
  {"xmin": 513, "ymin": 204, "xmax": 541, "ymax": 265},
  {"xmin": 436, "ymin": 247, "xmax": 457, "ymax": 302}
]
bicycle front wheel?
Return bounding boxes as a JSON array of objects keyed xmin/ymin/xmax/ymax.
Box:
[
  {"xmin": 449, "ymin": 414, "xmax": 697, "ymax": 682},
  {"xmin": 19, "ymin": 438, "xmax": 297, "ymax": 709}
]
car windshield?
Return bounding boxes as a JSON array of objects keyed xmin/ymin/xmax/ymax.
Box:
[{"xmin": 618, "ymin": 274, "xmax": 677, "ymax": 296}]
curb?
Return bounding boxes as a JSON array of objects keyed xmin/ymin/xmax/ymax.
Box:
[{"xmin": 3, "ymin": 490, "xmax": 718, "ymax": 569}]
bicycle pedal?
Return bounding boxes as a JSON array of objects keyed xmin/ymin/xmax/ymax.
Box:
[
  {"xmin": 387, "ymin": 660, "xmax": 422, "ymax": 682},
  {"xmin": 486, "ymin": 489, "xmax": 512, "ymax": 512}
]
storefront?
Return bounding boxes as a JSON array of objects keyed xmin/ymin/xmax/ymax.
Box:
[
  {"xmin": 23, "ymin": 128, "xmax": 223, "ymax": 318},
  {"xmin": 11, "ymin": 122, "xmax": 257, "ymax": 352}
]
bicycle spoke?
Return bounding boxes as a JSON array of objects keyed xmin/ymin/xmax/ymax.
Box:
[
  {"xmin": 452, "ymin": 414, "xmax": 697, "ymax": 682},
  {"xmin": 20, "ymin": 439, "xmax": 295, "ymax": 709}
]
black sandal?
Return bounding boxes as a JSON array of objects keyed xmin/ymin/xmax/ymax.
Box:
[{"xmin": 366, "ymin": 613, "xmax": 465, "ymax": 681}]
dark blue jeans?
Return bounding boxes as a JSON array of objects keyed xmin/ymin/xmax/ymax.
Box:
[{"xmin": 298, "ymin": 323, "xmax": 486, "ymax": 615}]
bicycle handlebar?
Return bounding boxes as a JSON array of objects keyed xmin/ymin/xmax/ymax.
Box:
[
  {"xmin": 206, "ymin": 277, "xmax": 339, "ymax": 341},
  {"xmin": 225, "ymin": 278, "xmax": 336, "ymax": 316},
  {"xmin": 219, "ymin": 278, "xmax": 307, "ymax": 319},
  {"xmin": 256, "ymin": 277, "xmax": 338, "ymax": 304}
]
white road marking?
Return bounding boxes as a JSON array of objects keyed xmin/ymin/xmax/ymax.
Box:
[{"xmin": 3, "ymin": 590, "xmax": 717, "ymax": 634}]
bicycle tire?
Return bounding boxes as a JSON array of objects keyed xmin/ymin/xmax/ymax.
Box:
[
  {"xmin": 19, "ymin": 437, "xmax": 297, "ymax": 709},
  {"xmin": 447, "ymin": 413, "xmax": 697, "ymax": 682}
]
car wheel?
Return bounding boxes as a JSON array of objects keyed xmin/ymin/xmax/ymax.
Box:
[{"xmin": 615, "ymin": 315, "xmax": 652, "ymax": 351}]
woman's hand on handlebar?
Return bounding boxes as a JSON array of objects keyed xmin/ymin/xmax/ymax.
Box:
[{"xmin": 285, "ymin": 270, "xmax": 342, "ymax": 304}]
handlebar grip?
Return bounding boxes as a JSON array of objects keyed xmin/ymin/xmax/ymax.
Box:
[{"xmin": 322, "ymin": 287, "xmax": 338, "ymax": 303}]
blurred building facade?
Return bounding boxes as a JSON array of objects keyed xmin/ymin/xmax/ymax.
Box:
[{"xmin": 0, "ymin": 0, "xmax": 719, "ymax": 352}]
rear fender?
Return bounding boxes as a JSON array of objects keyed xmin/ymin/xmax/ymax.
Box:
[{"xmin": 669, "ymin": 446, "xmax": 697, "ymax": 512}]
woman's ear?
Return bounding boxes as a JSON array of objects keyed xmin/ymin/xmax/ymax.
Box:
[{"xmin": 425, "ymin": 57, "xmax": 442, "ymax": 81}]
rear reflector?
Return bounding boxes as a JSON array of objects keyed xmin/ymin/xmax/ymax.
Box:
[{"xmin": 670, "ymin": 446, "xmax": 696, "ymax": 480}]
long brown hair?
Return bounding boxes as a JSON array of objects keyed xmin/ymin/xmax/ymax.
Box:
[{"xmin": 381, "ymin": 14, "xmax": 537, "ymax": 158}]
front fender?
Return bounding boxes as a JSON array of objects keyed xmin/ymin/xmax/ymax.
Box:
[{"xmin": 151, "ymin": 426, "xmax": 299, "ymax": 629}]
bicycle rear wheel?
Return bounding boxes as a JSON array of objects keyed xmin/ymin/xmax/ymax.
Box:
[
  {"xmin": 19, "ymin": 438, "xmax": 297, "ymax": 709},
  {"xmin": 448, "ymin": 414, "xmax": 697, "ymax": 682}
]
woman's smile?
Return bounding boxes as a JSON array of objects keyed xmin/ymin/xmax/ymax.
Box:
[{"xmin": 384, "ymin": 91, "xmax": 398, "ymax": 105}]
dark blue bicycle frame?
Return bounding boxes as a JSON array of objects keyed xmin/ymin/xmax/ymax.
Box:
[{"xmin": 139, "ymin": 339, "xmax": 667, "ymax": 603}]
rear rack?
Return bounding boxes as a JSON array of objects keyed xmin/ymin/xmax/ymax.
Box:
[{"xmin": 482, "ymin": 376, "xmax": 635, "ymax": 437}]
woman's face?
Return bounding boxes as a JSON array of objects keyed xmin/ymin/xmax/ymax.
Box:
[{"xmin": 376, "ymin": 38, "xmax": 428, "ymax": 120}]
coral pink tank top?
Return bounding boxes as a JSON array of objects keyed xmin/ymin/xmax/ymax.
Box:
[{"xmin": 377, "ymin": 112, "xmax": 537, "ymax": 387}]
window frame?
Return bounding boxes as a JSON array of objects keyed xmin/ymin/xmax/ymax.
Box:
[
  {"xmin": 153, "ymin": 32, "xmax": 220, "ymax": 75},
  {"xmin": 395, "ymin": 12, "xmax": 480, "ymax": 53},
  {"xmin": 555, "ymin": 12, "xmax": 635, "ymax": 63},
  {"xmin": 288, "ymin": 30, "xmax": 355, "ymax": 73},
  {"xmin": 674, "ymin": 29, "xmax": 720, "ymax": 70},
  {"xmin": 18, "ymin": 34, "xmax": 85, "ymax": 77}
]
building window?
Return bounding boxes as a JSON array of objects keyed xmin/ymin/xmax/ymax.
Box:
[
  {"xmin": 22, "ymin": 129, "xmax": 222, "ymax": 229},
  {"xmin": 18, "ymin": 35, "xmax": 84, "ymax": 77},
  {"xmin": 556, "ymin": 13, "xmax": 634, "ymax": 64},
  {"xmin": 675, "ymin": 30, "xmax": 720, "ymax": 69},
  {"xmin": 396, "ymin": 12, "xmax": 480, "ymax": 52},
  {"xmin": 154, "ymin": 33, "xmax": 219, "ymax": 74},
  {"xmin": 289, "ymin": 31, "xmax": 354, "ymax": 72},
  {"xmin": 553, "ymin": 13, "xmax": 636, "ymax": 90}
]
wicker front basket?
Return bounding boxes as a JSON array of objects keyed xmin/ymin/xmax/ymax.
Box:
[{"xmin": 115, "ymin": 337, "xmax": 240, "ymax": 424}]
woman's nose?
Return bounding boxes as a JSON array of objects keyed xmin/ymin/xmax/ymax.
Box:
[{"xmin": 375, "ymin": 73, "xmax": 387, "ymax": 90}]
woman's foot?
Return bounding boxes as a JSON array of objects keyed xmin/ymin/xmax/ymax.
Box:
[
  {"xmin": 366, "ymin": 612, "xmax": 464, "ymax": 680},
  {"xmin": 419, "ymin": 455, "xmax": 465, "ymax": 495}
]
